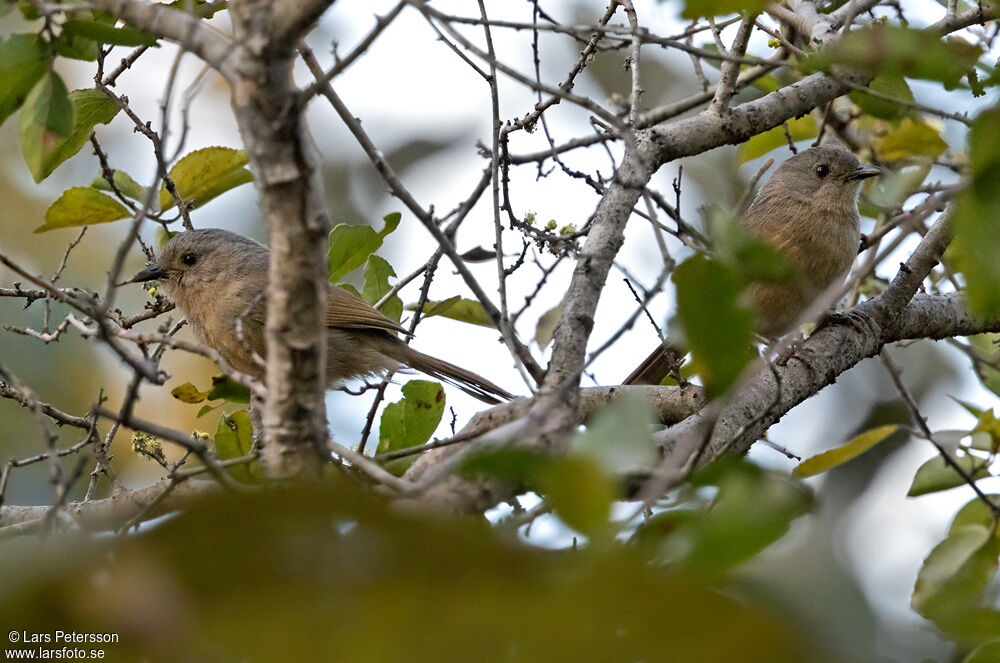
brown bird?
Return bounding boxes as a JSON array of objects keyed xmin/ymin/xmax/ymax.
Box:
[
  {"xmin": 128, "ymin": 228, "xmax": 513, "ymax": 404},
  {"xmin": 623, "ymin": 145, "xmax": 880, "ymax": 385}
]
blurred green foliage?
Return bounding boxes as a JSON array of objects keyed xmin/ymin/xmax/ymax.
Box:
[
  {"xmin": 0, "ymin": 481, "xmax": 814, "ymax": 663},
  {"xmin": 951, "ymin": 107, "xmax": 1000, "ymax": 316}
]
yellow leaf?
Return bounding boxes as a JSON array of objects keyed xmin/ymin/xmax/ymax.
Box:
[
  {"xmin": 794, "ymin": 425, "xmax": 900, "ymax": 477},
  {"xmin": 874, "ymin": 118, "xmax": 948, "ymax": 161}
]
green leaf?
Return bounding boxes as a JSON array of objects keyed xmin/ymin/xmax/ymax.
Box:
[
  {"xmin": 951, "ymin": 395, "xmax": 986, "ymax": 419},
  {"xmin": 54, "ymin": 27, "xmax": 99, "ymax": 62},
  {"xmin": 155, "ymin": 226, "xmax": 178, "ymax": 252},
  {"xmin": 971, "ymin": 408, "xmax": 1000, "ymax": 454},
  {"xmin": 964, "ymin": 640, "xmax": 1000, "ymax": 663},
  {"xmin": 737, "ymin": 116, "xmax": 818, "ymax": 164},
  {"xmin": 166, "ymin": 0, "xmax": 226, "ymax": 18},
  {"xmin": 534, "ymin": 302, "xmax": 562, "ymax": 349},
  {"xmin": 0, "ymin": 34, "xmax": 49, "ymax": 127},
  {"xmin": 196, "ymin": 404, "xmax": 219, "ymax": 418},
  {"xmin": 951, "ymin": 107, "xmax": 1000, "ymax": 317},
  {"xmin": 908, "ymin": 454, "xmax": 991, "ymax": 497},
  {"xmin": 912, "ymin": 524, "xmax": 1000, "ymax": 623},
  {"xmin": 968, "ymin": 334, "xmax": 1000, "ymax": 398},
  {"xmin": 849, "ymin": 73, "xmax": 915, "ymax": 120},
  {"xmin": 338, "ymin": 283, "xmax": 361, "ymax": 298},
  {"xmin": 680, "ymin": 0, "xmax": 769, "ymax": 19},
  {"xmin": 538, "ymin": 456, "xmax": 615, "ymax": 540},
  {"xmin": 19, "ymin": 72, "xmax": 73, "ymax": 182},
  {"xmin": 874, "ymin": 118, "xmax": 948, "ymax": 162},
  {"xmin": 22, "ymin": 87, "xmax": 120, "ymax": 183},
  {"xmin": 670, "ymin": 462, "xmax": 813, "ymax": 575},
  {"xmin": 949, "ymin": 495, "xmax": 1000, "ymax": 536},
  {"xmin": 572, "ymin": 394, "xmax": 655, "ymax": 474},
  {"xmin": 62, "ymin": 19, "xmax": 159, "ymax": 47},
  {"xmin": 361, "ymin": 255, "xmax": 402, "ymax": 323},
  {"xmin": 672, "ymin": 254, "xmax": 755, "ymax": 397},
  {"xmin": 160, "ymin": 147, "xmax": 252, "ymax": 211},
  {"xmin": 17, "ymin": 0, "xmax": 39, "ymax": 19},
  {"xmin": 170, "ymin": 382, "xmax": 209, "ymax": 404},
  {"xmin": 377, "ymin": 380, "xmax": 445, "ymax": 455},
  {"xmin": 459, "ymin": 447, "xmax": 552, "ymax": 484},
  {"xmin": 793, "ymin": 425, "xmax": 900, "ymax": 477},
  {"xmin": 213, "ymin": 409, "xmax": 258, "ymax": 483},
  {"xmin": 36, "ymin": 187, "xmax": 129, "ymax": 233},
  {"xmin": 808, "ymin": 25, "xmax": 983, "ymax": 89},
  {"xmin": 91, "ymin": 169, "xmax": 146, "ymax": 201},
  {"xmin": 710, "ymin": 207, "xmax": 798, "ymax": 284},
  {"xmin": 412, "ymin": 296, "xmax": 495, "ymax": 328},
  {"xmin": 327, "ymin": 212, "xmax": 401, "ymax": 283},
  {"xmin": 206, "ymin": 375, "xmax": 251, "ymax": 404},
  {"xmin": 867, "ymin": 163, "xmax": 931, "ymax": 210}
]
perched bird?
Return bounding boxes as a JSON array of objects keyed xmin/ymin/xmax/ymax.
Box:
[
  {"xmin": 128, "ymin": 228, "xmax": 513, "ymax": 404},
  {"xmin": 623, "ymin": 145, "xmax": 880, "ymax": 385}
]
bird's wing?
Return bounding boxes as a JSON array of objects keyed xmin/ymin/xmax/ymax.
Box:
[{"xmin": 326, "ymin": 284, "xmax": 410, "ymax": 336}]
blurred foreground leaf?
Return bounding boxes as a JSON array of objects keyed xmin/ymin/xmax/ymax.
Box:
[
  {"xmin": 662, "ymin": 461, "xmax": 813, "ymax": 577},
  {"xmin": 951, "ymin": 107, "xmax": 1000, "ymax": 316},
  {"xmin": 0, "ymin": 484, "xmax": 810, "ymax": 662},
  {"xmin": 850, "ymin": 73, "xmax": 915, "ymax": 120},
  {"xmin": 672, "ymin": 254, "xmax": 755, "ymax": 396},
  {"xmin": 679, "ymin": 0, "xmax": 768, "ymax": 19},
  {"xmin": 968, "ymin": 335, "xmax": 1000, "ymax": 399},
  {"xmin": 809, "ymin": 25, "xmax": 982, "ymax": 89}
]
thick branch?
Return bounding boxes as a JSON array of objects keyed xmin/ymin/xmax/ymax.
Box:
[
  {"xmin": 225, "ymin": 3, "xmax": 338, "ymax": 475},
  {"xmin": 0, "ymin": 479, "xmax": 218, "ymax": 533},
  {"xmin": 91, "ymin": 0, "xmax": 235, "ymax": 73}
]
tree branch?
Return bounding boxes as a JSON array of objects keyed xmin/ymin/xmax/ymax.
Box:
[{"xmin": 91, "ymin": 0, "xmax": 236, "ymax": 73}]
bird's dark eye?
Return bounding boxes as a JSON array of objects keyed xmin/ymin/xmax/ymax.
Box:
[
  {"xmin": 182, "ymin": 253, "xmax": 197, "ymax": 266},
  {"xmin": 815, "ymin": 164, "xmax": 830, "ymax": 178}
]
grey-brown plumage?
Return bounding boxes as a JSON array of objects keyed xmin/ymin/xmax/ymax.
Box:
[
  {"xmin": 128, "ymin": 229, "xmax": 513, "ymax": 404},
  {"xmin": 624, "ymin": 145, "xmax": 880, "ymax": 386}
]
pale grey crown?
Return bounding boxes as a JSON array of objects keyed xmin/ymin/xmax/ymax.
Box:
[{"xmin": 157, "ymin": 228, "xmax": 270, "ymax": 288}]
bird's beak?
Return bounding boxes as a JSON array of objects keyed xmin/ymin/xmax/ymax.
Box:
[
  {"xmin": 124, "ymin": 264, "xmax": 169, "ymax": 284},
  {"xmin": 846, "ymin": 165, "xmax": 882, "ymax": 181}
]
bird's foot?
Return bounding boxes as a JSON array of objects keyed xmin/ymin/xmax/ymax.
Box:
[
  {"xmin": 813, "ymin": 309, "xmax": 874, "ymax": 338},
  {"xmin": 774, "ymin": 334, "xmax": 804, "ymax": 367}
]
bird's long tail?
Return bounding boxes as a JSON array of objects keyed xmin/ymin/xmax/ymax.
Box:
[
  {"xmin": 622, "ymin": 345, "xmax": 673, "ymax": 385},
  {"xmin": 387, "ymin": 344, "xmax": 514, "ymax": 405}
]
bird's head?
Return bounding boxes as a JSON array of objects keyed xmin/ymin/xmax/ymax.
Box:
[
  {"xmin": 765, "ymin": 144, "xmax": 880, "ymax": 208},
  {"xmin": 126, "ymin": 228, "xmax": 269, "ymax": 307}
]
